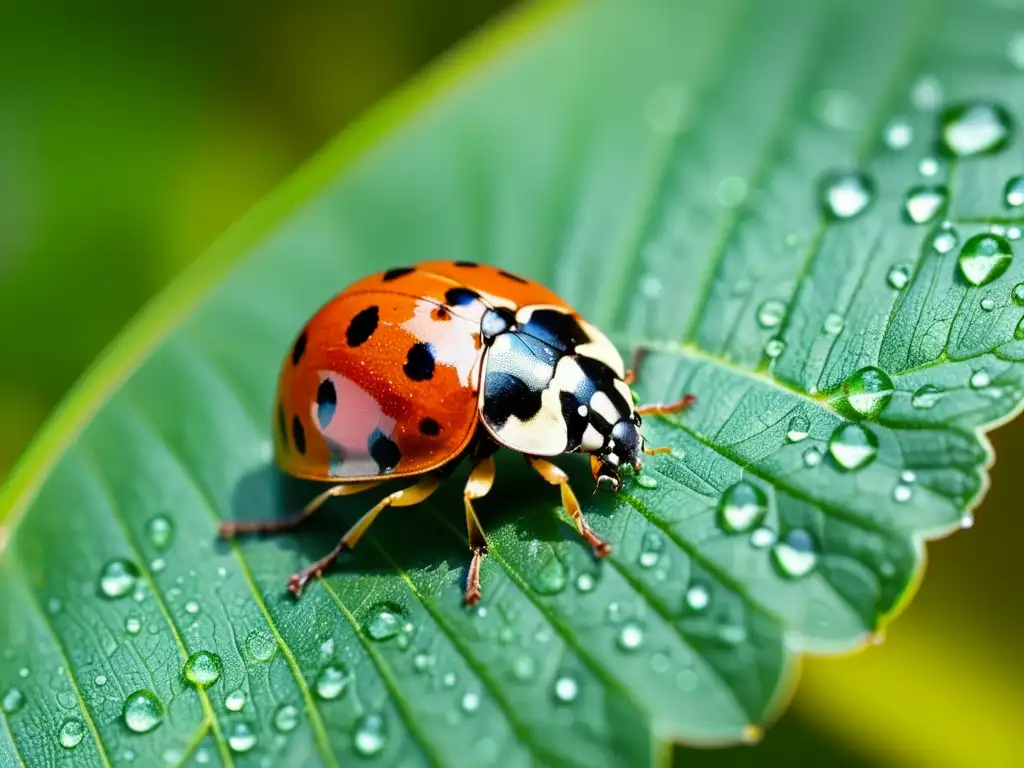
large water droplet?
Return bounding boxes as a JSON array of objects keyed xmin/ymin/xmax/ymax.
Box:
[
  {"xmin": 532, "ymin": 557, "xmax": 567, "ymax": 596},
  {"xmin": 366, "ymin": 606, "xmax": 405, "ymax": 641},
  {"xmin": 274, "ymin": 704, "xmax": 300, "ymax": 733},
  {"xmin": 932, "ymin": 222, "xmax": 959, "ymax": 254},
  {"xmin": 616, "ymin": 622, "xmax": 645, "ymax": 652},
  {"xmin": 315, "ymin": 665, "xmax": 350, "ymax": 700},
  {"xmin": 828, "ymin": 424, "xmax": 878, "ymax": 471},
  {"xmin": 553, "ymin": 676, "xmax": 579, "ymax": 703},
  {"xmin": 786, "ymin": 415, "xmax": 809, "ymax": 443},
  {"xmin": 887, "ymin": 265, "xmax": 911, "ymax": 290},
  {"xmin": 718, "ymin": 481, "xmax": 768, "ymax": 533},
  {"xmin": 1, "ymin": 689, "xmax": 23, "ymax": 714},
  {"xmin": 958, "ymin": 234, "xmax": 1013, "ymax": 286},
  {"xmin": 245, "ymin": 630, "xmax": 277, "ymax": 662},
  {"xmin": 637, "ymin": 532, "xmax": 664, "ymax": 568},
  {"xmin": 841, "ymin": 366, "xmax": 894, "ymax": 418},
  {"xmin": 911, "ymin": 385, "xmax": 943, "ymax": 409},
  {"xmin": 228, "ymin": 722, "xmax": 257, "ymax": 753},
  {"xmin": 1006, "ymin": 175, "xmax": 1024, "ymax": 208},
  {"xmin": 58, "ymin": 718, "xmax": 85, "ymax": 749},
  {"xmin": 123, "ymin": 690, "xmax": 164, "ymax": 733},
  {"xmin": 756, "ymin": 299, "xmax": 787, "ymax": 329},
  {"xmin": 183, "ymin": 651, "xmax": 222, "ymax": 689},
  {"xmin": 98, "ymin": 559, "xmax": 140, "ymax": 599},
  {"xmin": 771, "ymin": 530, "xmax": 819, "ymax": 578},
  {"xmin": 353, "ymin": 713, "xmax": 387, "ymax": 757},
  {"xmin": 939, "ymin": 102, "xmax": 1014, "ymax": 157},
  {"xmin": 147, "ymin": 516, "xmax": 173, "ymax": 550},
  {"xmin": 819, "ymin": 171, "xmax": 875, "ymax": 221},
  {"xmin": 903, "ymin": 185, "xmax": 947, "ymax": 224}
]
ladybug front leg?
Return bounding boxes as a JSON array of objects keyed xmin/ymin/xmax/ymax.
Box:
[
  {"xmin": 527, "ymin": 457, "xmax": 610, "ymax": 558},
  {"xmin": 462, "ymin": 457, "xmax": 495, "ymax": 607}
]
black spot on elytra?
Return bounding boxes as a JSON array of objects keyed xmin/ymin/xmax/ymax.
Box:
[
  {"xmin": 346, "ymin": 306, "xmax": 379, "ymax": 347},
  {"xmin": 444, "ymin": 287, "xmax": 479, "ymax": 307},
  {"xmin": 316, "ymin": 378, "xmax": 337, "ymax": 429},
  {"xmin": 419, "ymin": 417, "xmax": 441, "ymax": 436},
  {"xmin": 292, "ymin": 416, "xmax": 307, "ymax": 455},
  {"xmin": 291, "ymin": 330, "xmax": 308, "ymax": 365},
  {"xmin": 368, "ymin": 429, "xmax": 402, "ymax": 473},
  {"xmin": 403, "ymin": 342, "xmax": 435, "ymax": 381},
  {"xmin": 482, "ymin": 372, "xmax": 544, "ymax": 429},
  {"xmin": 382, "ymin": 267, "xmax": 414, "ymax": 281},
  {"xmin": 499, "ymin": 269, "xmax": 528, "ymax": 284},
  {"xmin": 453, "ymin": 260, "xmax": 479, "ymax": 267}
]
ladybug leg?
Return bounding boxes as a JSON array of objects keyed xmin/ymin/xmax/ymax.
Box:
[
  {"xmin": 527, "ymin": 457, "xmax": 611, "ymax": 559},
  {"xmin": 218, "ymin": 480, "xmax": 382, "ymax": 536},
  {"xmin": 463, "ymin": 456, "xmax": 495, "ymax": 607},
  {"xmin": 635, "ymin": 393, "xmax": 696, "ymax": 417},
  {"xmin": 624, "ymin": 346, "xmax": 649, "ymax": 387},
  {"xmin": 287, "ymin": 475, "xmax": 441, "ymax": 597}
]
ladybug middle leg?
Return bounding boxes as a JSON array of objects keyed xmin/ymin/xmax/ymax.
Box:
[
  {"xmin": 462, "ymin": 456, "xmax": 495, "ymax": 607},
  {"xmin": 527, "ymin": 457, "xmax": 611, "ymax": 558}
]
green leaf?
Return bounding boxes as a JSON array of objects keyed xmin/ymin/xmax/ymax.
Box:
[{"xmin": 2, "ymin": 0, "xmax": 1023, "ymax": 765}]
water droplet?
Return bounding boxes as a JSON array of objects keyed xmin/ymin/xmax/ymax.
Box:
[
  {"xmin": 716, "ymin": 176, "xmax": 747, "ymax": 208},
  {"xmin": 903, "ymin": 185, "xmax": 947, "ymax": 224},
  {"xmin": 786, "ymin": 415, "xmax": 809, "ymax": 442},
  {"xmin": 1009, "ymin": 31, "xmax": 1024, "ymax": 69},
  {"xmin": 685, "ymin": 584, "xmax": 710, "ymax": 611},
  {"xmin": 893, "ymin": 484, "xmax": 913, "ymax": 502},
  {"xmin": 460, "ymin": 691, "xmax": 480, "ymax": 714},
  {"xmin": 750, "ymin": 527, "xmax": 776, "ymax": 548},
  {"xmin": 940, "ymin": 102, "xmax": 1014, "ymax": 157},
  {"xmin": 813, "ymin": 89, "xmax": 861, "ymax": 130},
  {"xmin": 575, "ymin": 573, "xmax": 595, "ymax": 593},
  {"xmin": 274, "ymin": 704, "xmax": 300, "ymax": 733},
  {"xmin": 246, "ymin": 630, "xmax": 277, "ymax": 662},
  {"xmin": 802, "ymin": 447, "xmax": 823, "ymax": 468},
  {"xmin": 148, "ymin": 516, "xmax": 173, "ymax": 550},
  {"xmin": 185, "ymin": 601, "xmax": 200, "ymax": 615},
  {"xmin": 932, "ymin": 222, "xmax": 959, "ymax": 253},
  {"xmin": 353, "ymin": 713, "xmax": 387, "ymax": 757},
  {"xmin": 638, "ymin": 532, "xmax": 665, "ymax": 568},
  {"xmin": 228, "ymin": 722, "xmax": 257, "ymax": 753},
  {"xmin": 150, "ymin": 558, "xmax": 166, "ymax": 573},
  {"xmin": 764, "ymin": 338, "xmax": 785, "ymax": 359},
  {"xmin": 841, "ymin": 366, "xmax": 894, "ymax": 418},
  {"xmin": 887, "ymin": 265, "xmax": 911, "ymax": 290},
  {"xmin": 58, "ymin": 718, "xmax": 85, "ymax": 749},
  {"xmin": 95, "ymin": 675, "xmax": 107, "ymax": 687},
  {"xmin": 1016, "ymin": 317, "xmax": 1024, "ymax": 340},
  {"xmin": 315, "ymin": 665, "xmax": 350, "ymax": 700},
  {"xmin": 636, "ymin": 474, "xmax": 658, "ymax": 490},
  {"xmin": 553, "ymin": 676, "xmax": 579, "ymax": 703},
  {"xmin": 911, "ymin": 75, "xmax": 943, "ymax": 111},
  {"xmin": 533, "ymin": 556, "xmax": 567, "ymax": 595},
  {"xmin": 772, "ymin": 530, "xmax": 819, "ymax": 578},
  {"xmin": 98, "ymin": 559, "xmax": 140, "ymax": 599},
  {"xmin": 756, "ymin": 299, "xmax": 786, "ymax": 329},
  {"xmin": 981, "ymin": 296, "xmax": 997, "ymax": 312},
  {"xmin": 819, "ymin": 171, "xmax": 875, "ymax": 221},
  {"xmin": 1005, "ymin": 175, "xmax": 1024, "ymax": 208},
  {"xmin": 46, "ymin": 597, "xmax": 62, "ymax": 615},
  {"xmin": 1008, "ymin": 226, "xmax": 1022, "ymax": 241},
  {"xmin": 616, "ymin": 622, "xmax": 645, "ymax": 652},
  {"xmin": 959, "ymin": 234, "xmax": 1013, "ymax": 286},
  {"xmin": 718, "ymin": 481, "xmax": 767, "ymax": 533},
  {"xmin": 883, "ymin": 119, "xmax": 913, "ymax": 150},
  {"xmin": 918, "ymin": 157, "xmax": 940, "ymax": 177},
  {"xmin": 2, "ymin": 689, "xmax": 24, "ymax": 714},
  {"xmin": 224, "ymin": 689, "xmax": 246, "ymax": 712},
  {"xmin": 822, "ymin": 312, "xmax": 845, "ymax": 334},
  {"xmin": 828, "ymin": 423, "xmax": 878, "ymax": 471},
  {"xmin": 183, "ymin": 651, "xmax": 222, "ymax": 689},
  {"xmin": 970, "ymin": 370, "xmax": 991, "ymax": 388},
  {"xmin": 123, "ymin": 690, "xmax": 164, "ymax": 733},
  {"xmin": 961, "ymin": 512, "xmax": 975, "ymax": 529},
  {"xmin": 900, "ymin": 470, "xmax": 916, "ymax": 483},
  {"xmin": 17, "ymin": 668, "xmax": 28, "ymax": 679},
  {"xmin": 366, "ymin": 605, "xmax": 405, "ymax": 641},
  {"xmin": 911, "ymin": 385, "xmax": 943, "ymax": 409},
  {"xmin": 125, "ymin": 617, "xmax": 142, "ymax": 636},
  {"xmin": 442, "ymin": 672, "xmax": 457, "ymax": 688},
  {"xmin": 742, "ymin": 725, "xmax": 765, "ymax": 744}
]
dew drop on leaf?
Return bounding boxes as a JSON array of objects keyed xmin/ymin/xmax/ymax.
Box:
[
  {"xmin": 958, "ymin": 234, "xmax": 1013, "ymax": 286},
  {"xmin": 931, "ymin": 221, "xmax": 959, "ymax": 253},
  {"xmin": 636, "ymin": 474, "xmax": 658, "ymax": 489},
  {"xmin": 970, "ymin": 370, "xmax": 991, "ymax": 388},
  {"xmin": 918, "ymin": 157, "xmax": 940, "ymax": 177},
  {"xmin": 822, "ymin": 312, "xmax": 845, "ymax": 334},
  {"xmin": 183, "ymin": 651, "xmax": 222, "ymax": 689},
  {"xmin": 58, "ymin": 718, "xmax": 85, "ymax": 749},
  {"xmin": 553, "ymin": 676, "xmax": 579, "ymax": 703},
  {"xmin": 676, "ymin": 669, "xmax": 699, "ymax": 692},
  {"xmin": 574, "ymin": 573, "xmax": 596, "ymax": 593},
  {"xmin": 1016, "ymin": 317, "xmax": 1024, "ymax": 341},
  {"xmin": 353, "ymin": 713, "xmax": 387, "ymax": 757},
  {"xmin": 123, "ymin": 690, "xmax": 164, "ymax": 733},
  {"xmin": 95, "ymin": 675, "xmax": 106, "ymax": 687},
  {"xmin": 2, "ymin": 689, "xmax": 24, "ymax": 714},
  {"xmin": 512, "ymin": 655, "xmax": 536, "ymax": 682},
  {"xmin": 980, "ymin": 297, "xmax": 996, "ymax": 311},
  {"xmin": 841, "ymin": 366, "xmax": 894, "ymax": 418},
  {"xmin": 228, "ymin": 722, "xmax": 257, "ymax": 753},
  {"xmin": 685, "ymin": 584, "xmax": 710, "ymax": 611},
  {"xmin": 616, "ymin": 622, "xmax": 645, "ymax": 652},
  {"xmin": 125, "ymin": 617, "xmax": 142, "ymax": 636},
  {"xmin": 1006, "ymin": 175, "xmax": 1024, "ymax": 208},
  {"xmin": 902, "ymin": 185, "xmax": 947, "ymax": 224},
  {"xmin": 224, "ymin": 689, "xmax": 246, "ymax": 712},
  {"xmin": 893, "ymin": 484, "xmax": 913, "ymax": 502},
  {"xmin": 185, "ymin": 601, "xmax": 200, "ymax": 615},
  {"xmin": 818, "ymin": 170, "xmax": 875, "ymax": 221},
  {"xmin": 1012, "ymin": 283, "xmax": 1024, "ymax": 305},
  {"xmin": 786, "ymin": 415, "xmax": 809, "ymax": 443},
  {"xmin": 883, "ymin": 119, "xmax": 912, "ymax": 150},
  {"xmin": 764, "ymin": 338, "xmax": 785, "ymax": 359},
  {"xmin": 245, "ymin": 630, "xmax": 277, "ymax": 662},
  {"xmin": 366, "ymin": 605, "xmax": 405, "ymax": 641},
  {"xmin": 756, "ymin": 299, "xmax": 786, "ymax": 329},
  {"xmin": 939, "ymin": 101, "xmax": 1014, "ymax": 157},
  {"xmin": 771, "ymin": 530, "xmax": 819, "ymax": 578},
  {"xmin": 274, "ymin": 704, "xmax": 300, "ymax": 733},
  {"xmin": 961, "ymin": 512, "xmax": 976, "ymax": 529},
  {"xmin": 315, "ymin": 664, "xmax": 351, "ymax": 700},
  {"xmin": 532, "ymin": 556, "xmax": 567, "ymax": 595},
  {"xmin": 98, "ymin": 559, "xmax": 140, "ymax": 599},
  {"xmin": 750, "ymin": 527, "xmax": 776, "ymax": 549},
  {"xmin": 802, "ymin": 447, "xmax": 823, "ymax": 468},
  {"xmin": 828, "ymin": 423, "xmax": 878, "ymax": 471},
  {"xmin": 887, "ymin": 264, "xmax": 911, "ymax": 290},
  {"xmin": 147, "ymin": 516, "xmax": 174, "ymax": 550},
  {"xmin": 911, "ymin": 74, "xmax": 943, "ymax": 111},
  {"xmin": 911, "ymin": 385, "xmax": 943, "ymax": 409},
  {"xmin": 637, "ymin": 532, "xmax": 664, "ymax": 568},
  {"xmin": 718, "ymin": 481, "xmax": 768, "ymax": 533}
]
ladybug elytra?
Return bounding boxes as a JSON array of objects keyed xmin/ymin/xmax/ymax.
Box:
[{"xmin": 219, "ymin": 261, "xmax": 693, "ymax": 605}]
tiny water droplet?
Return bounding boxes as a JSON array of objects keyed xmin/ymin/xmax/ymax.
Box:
[
  {"xmin": 412, "ymin": 652, "xmax": 434, "ymax": 673},
  {"xmin": 533, "ymin": 556, "xmax": 568, "ymax": 595},
  {"xmin": 685, "ymin": 584, "xmax": 710, "ymax": 611},
  {"xmin": 911, "ymin": 75, "xmax": 943, "ymax": 111},
  {"xmin": 901, "ymin": 470, "xmax": 916, "ymax": 483},
  {"xmin": 246, "ymin": 630, "xmax": 277, "ymax": 662},
  {"xmin": 802, "ymin": 447, "xmax": 823, "ymax": 468},
  {"xmin": 1012, "ymin": 283, "xmax": 1024, "ymax": 305},
  {"xmin": 460, "ymin": 691, "xmax": 480, "ymax": 714},
  {"xmin": 813, "ymin": 89, "xmax": 861, "ymax": 130},
  {"xmin": 786, "ymin": 415, "xmax": 809, "ymax": 443},
  {"xmin": 150, "ymin": 558, "xmax": 165, "ymax": 573},
  {"xmin": 442, "ymin": 672, "xmax": 457, "ymax": 688},
  {"xmin": 224, "ymin": 689, "xmax": 246, "ymax": 712},
  {"xmin": 616, "ymin": 622, "xmax": 645, "ymax": 652},
  {"xmin": 1015, "ymin": 316, "xmax": 1024, "ymax": 340},
  {"xmin": 750, "ymin": 527, "xmax": 776, "ymax": 549},
  {"xmin": 887, "ymin": 264, "xmax": 911, "ymax": 290},
  {"xmin": 980, "ymin": 296, "xmax": 996, "ymax": 311},
  {"xmin": 742, "ymin": 725, "xmax": 765, "ymax": 745},
  {"xmin": 575, "ymin": 573, "xmax": 595, "ymax": 593},
  {"xmin": 903, "ymin": 185, "xmax": 948, "ymax": 224},
  {"xmin": 274, "ymin": 704, "xmax": 300, "ymax": 733},
  {"xmin": 366, "ymin": 605, "xmax": 405, "ymax": 641},
  {"xmin": 58, "ymin": 718, "xmax": 85, "ymax": 749},
  {"xmin": 353, "ymin": 713, "xmax": 387, "ymax": 757},
  {"xmin": 718, "ymin": 481, "xmax": 767, "ymax": 533},
  {"xmin": 638, "ymin": 532, "xmax": 665, "ymax": 568},
  {"xmin": 1006, "ymin": 175, "xmax": 1024, "ymax": 208},
  {"xmin": 148, "ymin": 516, "xmax": 173, "ymax": 550},
  {"xmin": 893, "ymin": 484, "xmax": 913, "ymax": 503},
  {"xmin": 940, "ymin": 102, "xmax": 1014, "ymax": 157},
  {"xmin": 553, "ymin": 676, "xmax": 579, "ymax": 703},
  {"xmin": 123, "ymin": 690, "xmax": 164, "ymax": 733},
  {"xmin": 883, "ymin": 119, "xmax": 913, "ymax": 150},
  {"xmin": 932, "ymin": 222, "xmax": 959, "ymax": 254},
  {"xmin": 970, "ymin": 370, "xmax": 991, "ymax": 388},
  {"xmin": 315, "ymin": 665, "xmax": 350, "ymax": 700},
  {"xmin": 125, "ymin": 617, "xmax": 142, "ymax": 636},
  {"xmin": 185, "ymin": 601, "xmax": 200, "ymax": 615},
  {"xmin": 764, "ymin": 338, "xmax": 786, "ymax": 359},
  {"xmin": 911, "ymin": 385, "xmax": 943, "ymax": 409},
  {"xmin": 512, "ymin": 655, "xmax": 536, "ymax": 681},
  {"xmin": 819, "ymin": 171, "xmax": 875, "ymax": 221},
  {"xmin": 2, "ymin": 689, "xmax": 24, "ymax": 714},
  {"xmin": 183, "ymin": 651, "xmax": 222, "ymax": 689},
  {"xmin": 756, "ymin": 299, "xmax": 787, "ymax": 329},
  {"xmin": 828, "ymin": 423, "xmax": 878, "ymax": 471},
  {"xmin": 918, "ymin": 157, "xmax": 940, "ymax": 177},
  {"xmin": 47, "ymin": 597, "xmax": 62, "ymax": 614},
  {"xmin": 772, "ymin": 529, "xmax": 819, "ymax": 578},
  {"xmin": 961, "ymin": 512, "xmax": 975, "ymax": 529},
  {"xmin": 959, "ymin": 234, "xmax": 1013, "ymax": 286},
  {"xmin": 636, "ymin": 474, "xmax": 658, "ymax": 490},
  {"xmin": 841, "ymin": 366, "xmax": 894, "ymax": 418},
  {"xmin": 95, "ymin": 675, "xmax": 107, "ymax": 687},
  {"xmin": 98, "ymin": 559, "xmax": 140, "ymax": 599},
  {"xmin": 1008, "ymin": 226, "xmax": 1022, "ymax": 241},
  {"xmin": 17, "ymin": 668, "xmax": 28, "ymax": 679},
  {"xmin": 676, "ymin": 669, "xmax": 699, "ymax": 692},
  {"xmin": 228, "ymin": 722, "xmax": 257, "ymax": 753},
  {"xmin": 822, "ymin": 312, "xmax": 845, "ymax": 334}
]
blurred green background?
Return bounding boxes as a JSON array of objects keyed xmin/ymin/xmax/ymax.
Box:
[{"xmin": 1, "ymin": 2, "xmax": 1019, "ymax": 765}]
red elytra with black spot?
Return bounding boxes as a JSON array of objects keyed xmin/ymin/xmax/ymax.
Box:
[{"xmin": 221, "ymin": 260, "xmax": 694, "ymax": 604}]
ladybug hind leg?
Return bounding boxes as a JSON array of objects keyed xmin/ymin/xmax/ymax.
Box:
[
  {"xmin": 527, "ymin": 457, "xmax": 611, "ymax": 558},
  {"xmin": 219, "ymin": 480, "xmax": 382, "ymax": 537},
  {"xmin": 462, "ymin": 456, "xmax": 495, "ymax": 607}
]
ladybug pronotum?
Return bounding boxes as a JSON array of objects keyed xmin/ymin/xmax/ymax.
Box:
[{"xmin": 219, "ymin": 261, "xmax": 693, "ymax": 604}]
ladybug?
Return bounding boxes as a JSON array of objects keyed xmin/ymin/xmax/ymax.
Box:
[{"xmin": 219, "ymin": 261, "xmax": 693, "ymax": 605}]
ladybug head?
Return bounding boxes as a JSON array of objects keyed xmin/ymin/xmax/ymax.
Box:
[{"xmin": 593, "ymin": 412, "xmax": 644, "ymax": 492}]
